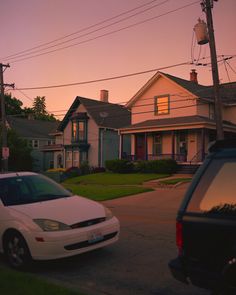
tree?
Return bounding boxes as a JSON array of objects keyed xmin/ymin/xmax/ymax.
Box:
[
  {"xmin": 0, "ymin": 128, "xmax": 33, "ymax": 171},
  {"xmin": 5, "ymin": 93, "xmax": 23, "ymax": 116},
  {"xmin": 31, "ymin": 96, "xmax": 56, "ymax": 121}
]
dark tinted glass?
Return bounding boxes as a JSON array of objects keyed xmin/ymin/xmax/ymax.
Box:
[
  {"xmin": 187, "ymin": 158, "xmax": 236, "ymax": 216},
  {"xmin": 0, "ymin": 175, "xmax": 72, "ymax": 206}
]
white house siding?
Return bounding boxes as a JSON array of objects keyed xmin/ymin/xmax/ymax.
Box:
[{"xmin": 131, "ymin": 76, "xmax": 197, "ymax": 125}]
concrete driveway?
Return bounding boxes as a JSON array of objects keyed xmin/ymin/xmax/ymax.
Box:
[{"xmin": 22, "ymin": 183, "xmax": 209, "ymax": 295}]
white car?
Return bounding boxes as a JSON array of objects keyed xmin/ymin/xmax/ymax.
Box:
[{"xmin": 0, "ymin": 172, "xmax": 120, "ymax": 269}]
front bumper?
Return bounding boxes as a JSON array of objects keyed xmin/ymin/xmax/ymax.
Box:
[
  {"xmin": 169, "ymin": 257, "xmax": 221, "ymax": 290},
  {"xmin": 25, "ymin": 217, "xmax": 120, "ymax": 260}
]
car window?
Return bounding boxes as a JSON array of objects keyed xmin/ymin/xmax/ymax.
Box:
[
  {"xmin": 187, "ymin": 158, "xmax": 236, "ymax": 216},
  {"xmin": 0, "ymin": 175, "xmax": 72, "ymax": 206}
]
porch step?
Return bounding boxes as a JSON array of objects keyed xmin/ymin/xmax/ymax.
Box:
[{"xmin": 177, "ymin": 164, "xmax": 200, "ymax": 174}]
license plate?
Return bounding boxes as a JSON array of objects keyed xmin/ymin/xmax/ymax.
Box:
[{"xmin": 88, "ymin": 231, "xmax": 104, "ymax": 244}]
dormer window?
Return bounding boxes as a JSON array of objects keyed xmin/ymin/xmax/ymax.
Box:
[{"xmin": 155, "ymin": 95, "xmax": 170, "ymax": 115}]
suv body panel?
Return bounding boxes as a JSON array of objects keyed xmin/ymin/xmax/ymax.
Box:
[{"xmin": 169, "ymin": 142, "xmax": 236, "ymax": 292}]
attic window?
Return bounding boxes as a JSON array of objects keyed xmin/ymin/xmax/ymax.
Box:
[{"xmin": 155, "ymin": 95, "xmax": 170, "ymax": 115}]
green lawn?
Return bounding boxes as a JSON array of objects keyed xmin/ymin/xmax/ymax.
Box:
[
  {"xmin": 0, "ymin": 266, "xmax": 82, "ymax": 295},
  {"xmin": 62, "ymin": 173, "xmax": 169, "ymax": 201}
]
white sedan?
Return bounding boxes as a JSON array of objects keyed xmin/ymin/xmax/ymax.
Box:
[{"xmin": 0, "ymin": 172, "xmax": 120, "ymax": 269}]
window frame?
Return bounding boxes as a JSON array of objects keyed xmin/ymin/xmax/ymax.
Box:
[
  {"xmin": 154, "ymin": 95, "xmax": 170, "ymax": 116},
  {"xmin": 71, "ymin": 120, "xmax": 87, "ymax": 143}
]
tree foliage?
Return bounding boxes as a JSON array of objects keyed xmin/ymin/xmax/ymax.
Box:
[
  {"xmin": 0, "ymin": 129, "xmax": 33, "ymax": 171},
  {"xmin": 5, "ymin": 94, "xmax": 56, "ymax": 121}
]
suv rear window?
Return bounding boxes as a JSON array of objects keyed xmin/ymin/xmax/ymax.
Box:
[{"xmin": 187, "ymin": 158, "xmax": 236, "ymax": 216}]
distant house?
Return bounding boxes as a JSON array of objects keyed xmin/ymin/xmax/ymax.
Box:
[
  {"xmin": 44, "ymin": 91, "xmax": 131, "ymax": 169},
  {"xmin": 119, "ymin": 70, "xmax": 236, "ymax": 163},
  {"xmin": 7, "ymin": 116, "xmax": 59, "ymax": 171}
]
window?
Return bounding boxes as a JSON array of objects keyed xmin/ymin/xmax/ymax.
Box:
[
  {"xmin": 155, "ymin": 95, "xmax": 169, "ymax": 115},
  {"xmin": 187, "ymin": 158, "xmax": 236, "ymax": 216},
  {"xmin": 47, "ymin": 140, "xmax": 55, "ymax": 145},
  {"xmin": 28, "ymin": 139, "xmax": 39, "ymax": 149},
  {"xmin": 153, "ymin": 134, "xmax": 162, "ymax": 155},
  {"xmin": 209, "ymin": 104, "xmax": 215, "ymax": 119},
  {"xmin": 71, "ymin": 120, "xmax": 87, "ymax": 142},
  {"xmin": 73, "ymin": 151, "xmax": 79, "ymax": 167}
]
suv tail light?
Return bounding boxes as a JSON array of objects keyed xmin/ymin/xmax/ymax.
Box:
[{"xmin": 176, "ymin": 221, "xmax": 183, "ymax": 255}]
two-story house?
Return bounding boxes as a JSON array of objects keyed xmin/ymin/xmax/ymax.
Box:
[
  {"xmin": 119, "ymin": 70, "xmax": 236, "ymax": 164},
  {"xmin": 7, "ymin": 116, "xmax": 59, "ymax": 171},
  {"xmin": 46, "ymin": 91, "xmax": 131, "ymax": 169}
]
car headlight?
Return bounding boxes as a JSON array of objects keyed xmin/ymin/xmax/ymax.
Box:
[
  {"xmin": 104, "ymin": 207, "xmax": 113, "ymax": 220},
  {"xmin": 33, "ymin": 219, "xmax": 71, "ymax": 231}
]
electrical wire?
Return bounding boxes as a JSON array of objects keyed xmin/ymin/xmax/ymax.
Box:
[
  {"xmin": 7, "ymin": 1, "xmax": 199, "ymax": 64},
  {"xmin": 13, "ymin": 61, "xmax": 191, "ymax": 90},
  {"xmin": 2, "ymin": 0, "xmax": 167, "ymax": 60},
  {"xmin": 4, "ymin": 0, "xmax": 170, "ymax": 62}
]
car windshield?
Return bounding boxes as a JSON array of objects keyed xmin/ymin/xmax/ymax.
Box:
[{"xmin": 0, "ymin": 174, "xmax": 72, "ymax": 206}]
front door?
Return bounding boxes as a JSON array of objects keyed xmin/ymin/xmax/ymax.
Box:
[
  {"xmin": 135, "ymin": 134, "xmax": 146, "ymax": 160},
  {"xmin": 177, "ymin": 131, "xmax": 188, "ymax": 162}
]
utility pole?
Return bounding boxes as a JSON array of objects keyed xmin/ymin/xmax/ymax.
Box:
[
  {"xmin": 0, "ymin": 63, "xmax": 14, "ymax": 172},
  {"xmin": 201, "ymin": 0, "xmax": 224, "ymax": 140}
]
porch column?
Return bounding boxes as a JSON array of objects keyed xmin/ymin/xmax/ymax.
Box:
[
  {"xmin": 144, "ymin": 132, "xmax": 148, "ymax": 160},
  {"xmin": 171, "ymin": 131, "xmax": 175, "ymax": 160},
  {"xmin": 119, "ymin": 133, "xmax": 123, "ymax": 159},
  {"xmin": 201, "ymin": 128, "xmax": 205, "ymax": 161}
]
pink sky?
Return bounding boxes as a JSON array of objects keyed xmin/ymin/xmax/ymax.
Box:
[{"xmin": 1, "ymin": 0, "xmax": 236, "ymax": 119}]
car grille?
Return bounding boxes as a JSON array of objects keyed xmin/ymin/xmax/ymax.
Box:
[
  {"xmin": 64, "ymin": 231, "xmax": 118, "ymax": 250},
  {"xmin": 70, "ymin": 217, "xmax": 106, "ymax": 229}
]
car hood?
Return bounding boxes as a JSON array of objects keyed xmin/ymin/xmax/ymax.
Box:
[{"xmin": 10, "ymin": 195, "xmax": 105, "ymax": 225}]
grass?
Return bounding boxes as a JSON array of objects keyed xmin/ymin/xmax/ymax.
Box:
[
  {"xmin": 159, "ymin": 178, "xmax": 192, "ymax": 185},
  {"xmin": 0, "ymin": 266, "xmax": 82, "ymax": 295},
  {"xmin": 62, "ymin": 173, "xmax": 169, "ymax": 201}
]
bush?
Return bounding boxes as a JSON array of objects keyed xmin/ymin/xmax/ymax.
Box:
[
  {"xmin": 91, "ymin": 166, "xmax": 106, "ymax": 173},
  {"xmin": 63, "ymin": 167, "xmax": 82, "ymax": 179},
  {"xmin": 80, "ymin": 161, "xmax": 91, "ymax": 175},
  {"xmin": 105, "ymin": 159, "xmax": 134, "ymax": 173},
  {"xmin": 135, "ymin": 159, "xmax": 178, "ymax": 174}
]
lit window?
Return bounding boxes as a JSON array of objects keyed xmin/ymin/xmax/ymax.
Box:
[
  {"xmin": 155, "ymin": 95, "xmax": 169, "ymax": 115},
  {"xmin": 71, "ymin": 120, "xmax": 87, "ymax": 142}
]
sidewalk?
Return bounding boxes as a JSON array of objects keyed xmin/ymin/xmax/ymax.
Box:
[{"xmin": 143, "ymin": 174, "xmax": 193, "ymax": 189}]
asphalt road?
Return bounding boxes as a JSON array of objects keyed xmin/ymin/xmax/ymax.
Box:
[{"xmin": 2, "ymin": 184, "xmax": 210, "ymax": 295}]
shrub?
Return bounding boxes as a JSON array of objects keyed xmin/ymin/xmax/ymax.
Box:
[
  {"xmin": 91, "ymin": 166, "xmax": 106, "ymax": 173},
  {"xmin": 105, "ymin": 159, "xmax": 134, "ymax": 173},
  {"xmin": 63, "ymin": 167, "xmax": 82, "ymax": 179},
  {"xmin": 80, "ymin": 161, "xmax": 91, "ymax": 175},
  {"xmin": 135, "ymin": 159, "xmax": 177, "ymax": 174}
]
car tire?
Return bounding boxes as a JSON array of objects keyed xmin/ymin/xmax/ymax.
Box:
[{"xmin": 3, "ymin": 231, "xmax": 32, "ymax": 270}]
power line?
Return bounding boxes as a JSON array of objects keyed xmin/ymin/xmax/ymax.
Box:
[
  {"xmin": 7, "ymin": 1, "xmax": 199, "ymax": 64},
  {"xmin": 13, "ymin": 61, "xmax": 191, "ymax": 90},
  {"xmin": 4, "ymin": 0, "xmax": 170, "ymax": 62},
  {"xmin": 2, "ymin": 0, "xmax": 166, "ymax": 60}
]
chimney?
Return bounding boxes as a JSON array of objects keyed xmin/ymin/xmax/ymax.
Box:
[
  {"xmin": 100, "ymin": 90, "xmax": 109, "ymax": 103},
  {"xmin": 190, "ymin": 69, "xmax": 198, "ymax": 84}
]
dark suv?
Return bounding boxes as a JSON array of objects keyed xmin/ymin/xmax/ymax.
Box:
[{"xmin": 169, "ymin": 140, "xmax": 236, "ymax": 294}]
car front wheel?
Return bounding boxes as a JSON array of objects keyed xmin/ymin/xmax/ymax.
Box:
[{"xmin": 3, "ymin": 231, "xmax": 32, "ymax": 270}]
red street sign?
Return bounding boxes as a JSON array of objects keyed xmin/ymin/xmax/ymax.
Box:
[{"xmin": 2, "ymin": 147, "xmax": 9, "ymax": 159}]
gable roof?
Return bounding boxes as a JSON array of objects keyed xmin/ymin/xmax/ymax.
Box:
[
  {"xmin": 7, "ymin": 116, "xmax": 59, "ymax": 139},
  {"xmin": 57, "ymin": 96, "xmax": 131, "ymax": 131},
  {"xmin": 126, "ymin": 71, "xmax": 236, "ymax": 108}
]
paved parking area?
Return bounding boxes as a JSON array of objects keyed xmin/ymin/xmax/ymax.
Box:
[
  {"xmin": 23, "ymin": 183, "xmax": 209, "ymax": 295},
  {"xmin": 1, "ymin": 183, "xmax": 209, "ymax": 295}
]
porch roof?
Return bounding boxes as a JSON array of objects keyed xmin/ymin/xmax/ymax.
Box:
[{"xmin": 119, "ymin": 115, "xmax": 236, "ymax": 134}]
